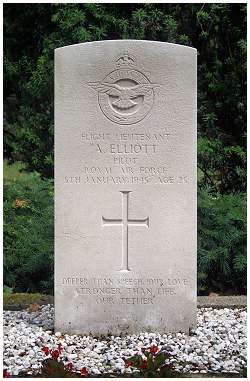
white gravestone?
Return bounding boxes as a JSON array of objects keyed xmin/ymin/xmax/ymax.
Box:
[{"xmin": 55, "ymin": 40, "xmax": 197, "ymax": 335}]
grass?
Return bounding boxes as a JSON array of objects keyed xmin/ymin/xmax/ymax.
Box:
[
  {"xmin": 3, "ymin": 292, "xmax": 53, "ymax": 309},
  {"xmin": 3, "ymin": 159, "xmax": 27, "ymax": 183}
]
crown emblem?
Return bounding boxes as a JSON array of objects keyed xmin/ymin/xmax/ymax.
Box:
[{"xmin": 116, "ymin": 53, "xmax": 136, "ymax": 68}]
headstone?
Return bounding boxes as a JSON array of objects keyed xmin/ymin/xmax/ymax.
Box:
[{"xmin": 55, "ymin": 40, "xmax": 197, "ymax": 335}]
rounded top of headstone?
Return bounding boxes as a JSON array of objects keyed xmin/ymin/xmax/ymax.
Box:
[{"xmin": 55, "ymin": 39, "xmax": 197, "ymax": 53}]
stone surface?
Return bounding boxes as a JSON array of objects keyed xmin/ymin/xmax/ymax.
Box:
[
  {"xmin": 197, "ymin": 296, "xmax": 247, "ymax": 308},
  {"xmin": 55, "ymin": 40, "xmax": 197, "ymax": 335}
]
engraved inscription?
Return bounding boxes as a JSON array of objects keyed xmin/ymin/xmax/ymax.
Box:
[
  {"xmin": 77, "ymin": 130, "xmax": 194, "ymax": 186},
  {"xmin": 102, "ymin": 191, "xmax": 149, "ymax": 272},
  {"xmin": 65, "ymin": 176, "xmax": 81, "ymax": 184},
  {"xmin": 62, "ymin": 276, "xmax": 189, "ymax": 306}
]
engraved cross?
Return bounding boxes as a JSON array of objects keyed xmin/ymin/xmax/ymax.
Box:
[{"xmin": 102, "ymin": 191, "xmax": 149, "ymax": 272}]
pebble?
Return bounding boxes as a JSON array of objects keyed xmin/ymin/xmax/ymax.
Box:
[{"xmin": 3, "ymin": 305, "xmax": 247, "ymax": 376}]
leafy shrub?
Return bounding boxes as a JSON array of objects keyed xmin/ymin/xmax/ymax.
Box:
[
  {"xmin": 39, "ymin": 344, "xmax": 89, "ymax": 377},
  {"xmin": 3, "ymin": 171, "xmax": 54, "ymax": 294},
  {"xmin": 124, "ymin": 345, "xmax": 180, "ymax": 377},
  {"xmin": 3, "ymin": 285, "xmax": 13, "ymax": 294},
  {"xmin": 198, "ymin": 188, "xmax": 247, "ymax": 294}
]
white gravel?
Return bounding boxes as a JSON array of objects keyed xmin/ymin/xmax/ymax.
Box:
[{"xmin": 3, "ymin": 305, "xmax": 247, "ymax": 376}]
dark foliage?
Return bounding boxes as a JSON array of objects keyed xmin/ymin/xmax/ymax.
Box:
[
  {"xmin": 3, "ymin": 172, "xmax": 54, "ymax": 293},
  {"xmin": 198, "ymin": 188, "xmax": 247, "ymax": 294}
]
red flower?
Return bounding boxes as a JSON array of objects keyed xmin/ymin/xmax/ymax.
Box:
[
  {"xmin": 125, "ymin": 360, "xmax": 134, "ymax": 367},
  {"xmin": 150, "ymin": 344, "xmax": 159, "ymax": 355},
  {"xmin": 51, "ymin": 349, "xmax": 60, "ymax": 360},
  {"xmin": 57, "ymin": 343, "xmax": 63, "ymax": 353},
  {"xmin": 41, "ymin": 346, "xmax": 50, "ymax": 356},
  {"xmin": 139, "ymin": 360, "xmax": 147, "ymax": 370},
  {"xmin": 3, "ymin": 370, "xmax": 10, "ymax": 378},
  {"xmin": 80, "ymin": 367, "xmax": 89, "ymax": 376},
  {"xmin": 66, "ymin": 362, "xmax": 74, "ymax": 371}
]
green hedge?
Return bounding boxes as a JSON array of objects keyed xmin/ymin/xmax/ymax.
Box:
[
  {"xmin": 3, "ymin": 170, "xmax": 54, "ymax": 293},
  {"xmin": 198, "ymin": 188, "xmax": 246, "ymax": 294}
]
